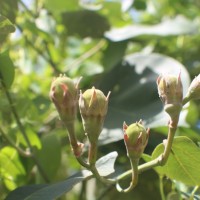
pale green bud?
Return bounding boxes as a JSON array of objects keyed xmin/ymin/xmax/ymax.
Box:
[
  {"xmin": 123, "ymin": 120, "xmax": 149, "ymax": 159},
  {"xmin": 49, "ymin": 74, "xmax": 80, "ymax": 123},
  {"xmin": 79, "ymin": 87, "xmax": 110, "ymax": 143},
  {"xmin": 157, "ymin": 73, "xmax": 183, "ymax": 123},
  {"xmin": 183, "ymin": 74, "xmax": 200, "ymax": 104}
]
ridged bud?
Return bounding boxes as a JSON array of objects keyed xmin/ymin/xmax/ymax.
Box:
[
  {"xmin": 79, "ymin": 87, "xmax": 110, "ymax": 143},
  {"xmin": 50, "ymin": 75, "xmax": 84, "ymax": 157},
  {"xmin": 157, "ymin": 73, "xmax": 183, "ymax": 124},
  {"xmin": 183, "ymin": 74, "xmax": 200, "ymax": 104},
  {"xmin": 123, "ymin": 120, "xmax": 149, "ymax": 159},
  {"xmin": 49, "ymin": 74, "xmax": 80, "ymax": 123}
]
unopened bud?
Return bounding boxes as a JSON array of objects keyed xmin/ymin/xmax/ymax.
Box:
[
  {"xmin": 79, "ymin": 87, "xmax": 110, "ymax": 143},
  {"xmin": 123, "ymin": 120, "xmax": 149, "ymax": 159},
  {"xmin": 183, "ymin": 74, "xmax": 200, "ymax": 104},
  {"xmin": 157, "ymin": 73, "xmax": 183, "ymax": 123},
  {"xmin": 49, "ymin": 74, "xmax": 80, "ymax": 123}
]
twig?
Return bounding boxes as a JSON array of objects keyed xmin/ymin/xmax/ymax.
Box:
[
  {"xmin": 189, "ymin": 186, "xmax": 199, "ymax": 200},
  {"xmin": 0, "ymin": 127, "xmax": 32, "ymax": 157}
]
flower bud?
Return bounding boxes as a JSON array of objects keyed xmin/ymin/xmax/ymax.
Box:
[
  {"xmin": 79, "ymin": 87, "xmax": 110, "ymax": 143},
  {"xmin": 49, "ymin": 74, "xmax": 79, "ymax": 123},
  {"xmin": 50, "ymin": 75, "xmax": 84, "ymax": 157},
  {"xmin": 157, "ymin": 73, "xmax": 183, "ymax": 123},
  {"xmin": 183, "ymin": 74, "xmax": 200, "ymax": 104},
  {"xmin": 123, "ymin": 120, "xmax": 149, "ymax": 159}
]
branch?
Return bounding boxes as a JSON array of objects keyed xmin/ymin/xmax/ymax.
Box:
[{"xmin": 0, "ymin": 126, "xmax": 32, "ymax": 157}]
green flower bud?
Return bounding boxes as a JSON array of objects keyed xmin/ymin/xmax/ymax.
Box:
[
  {"xmin": 183, "ymin": 74, "xmax": 200, "ymax": 104},
  {"xmin": 49, "ymin": 74, "xmax": 80, "ymax": 123},
  {"xmin": 157, "ymin": 73, "xmax": 183, "ymax": 123},
  {"xmin": 79, "ymin": 87, "xmax": 110, "ymax": 143},
  {"xmin": 50, "ymin": 75, "xmax": 84, "ymax": 157},
  {"xmin": 123, "ymin": 120, "xmax": 149, "ymax": 159}
]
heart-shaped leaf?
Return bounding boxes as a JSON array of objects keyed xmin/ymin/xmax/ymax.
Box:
[{"xmin": 152, "ymin": 136, "xmax": 200, "ymax": 186}]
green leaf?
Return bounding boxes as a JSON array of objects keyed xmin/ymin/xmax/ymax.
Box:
[
  {"xmin": 16, "ymin": 127, "xmax": 42, "ymax": 150},
  {"xmin": 6, "ymin": 151, "xmax": 118, "ymax": 200},
  {"xmin": 152, "ymin": 136, "xmax": 200, "ymax": 186},
  {"xmin": 105, "ymin": 15, "xmax": 199, "ymax": 42},
  {"xmin": 0, "ymin": 147, "xmax": 26, "ymax": 190},
  {"xmin": 0, "ymin": 51, "xmax": 15, "ymax": 88},
  {"xmin": 98, "ymin": 53, "xmax": 190, "ymax": 145},
  {"xmin": 102, "ymin": 41, "xmax": 128, "ymax": 71},
  {"xmin": 43, "ymin": 0, "xmax": 79, "ymax": 13},
  {"xmin": 36, "ymin": 133, "xmax": 61, "ymax": 181},
  {"xmin": 62, "ymin": 10, "xmax": 110, "ymax": 38},
  {"xmin": 0, "ymin": 15, "xmax": 15, "ymax": 34}
]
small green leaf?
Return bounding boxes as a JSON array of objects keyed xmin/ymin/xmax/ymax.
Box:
[
  {"xmin": 0, "ymin": 51, "xmax": 15, "ymax": 88},
  {"xmin": 0, "ymin": 147, "xmax": 26, "ymax": 190},
  {"xmin": 16, "ymin": 127, "xmax": 42, "ymax": 150},
  {"xmin": 152, "ymin": 136, "xmax": 200, "ymax": 186},
  {"xmin": 0, "ymin": 15, "xmax": 15, "ymax": 34}
]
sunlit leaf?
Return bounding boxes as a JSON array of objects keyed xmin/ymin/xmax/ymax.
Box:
[
  {"xmin": 16, "ymin": 127, "xmax": 42, "ymax": 150},
  {"xmin": 152, "ymin": 136, "xmax": 200, "ymax": 185},
  {"xmin": 96, "ymin": 151, "xmax": 118, "ymax": 176},
  {"xmin": 0, "ymin": 147, "xmax": 26, "ymax": 190},
  {"xmin": 44, "ymin": 0, "xmax": 79, "ymax": 13},
  {"xmin": 105, "ymin": 15, "xmax": 199, "ymax": 42}
]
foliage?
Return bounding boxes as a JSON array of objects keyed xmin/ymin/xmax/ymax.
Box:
[{"xmin": 1, "ymin": 0, "xmax": 200, "ymax": 200}]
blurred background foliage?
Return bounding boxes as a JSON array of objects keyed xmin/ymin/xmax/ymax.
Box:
[{"xmin": 0, "ymin": 0, "xmax": 200, "ymax": 199}]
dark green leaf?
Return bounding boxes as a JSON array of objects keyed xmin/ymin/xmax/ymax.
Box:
[
  {"xmin": 98, "ymin": 53, "xmax": 190, "ymax": 145},
  {"xmin": 105, "ymin": 15, "xmax": 199, "ymax": 42},
  {"xmin": 62, "ymin": 10, "xmax": 110, "ymax": 38},
  {"xmin": 152, "ymin": 136, "xmax": 200, "ymax": 185},
  {"xmin": 102, "ymin": 41, "xmax": 128, "ymax": 71},
  {"xmin": 0, "ymin": 51, "xmax": 15, "ymax": 88}
]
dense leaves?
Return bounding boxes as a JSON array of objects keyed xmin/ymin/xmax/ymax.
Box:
[{"xmin": 1, "ymin": 0, "xmax": 200, "ymax": 199}]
